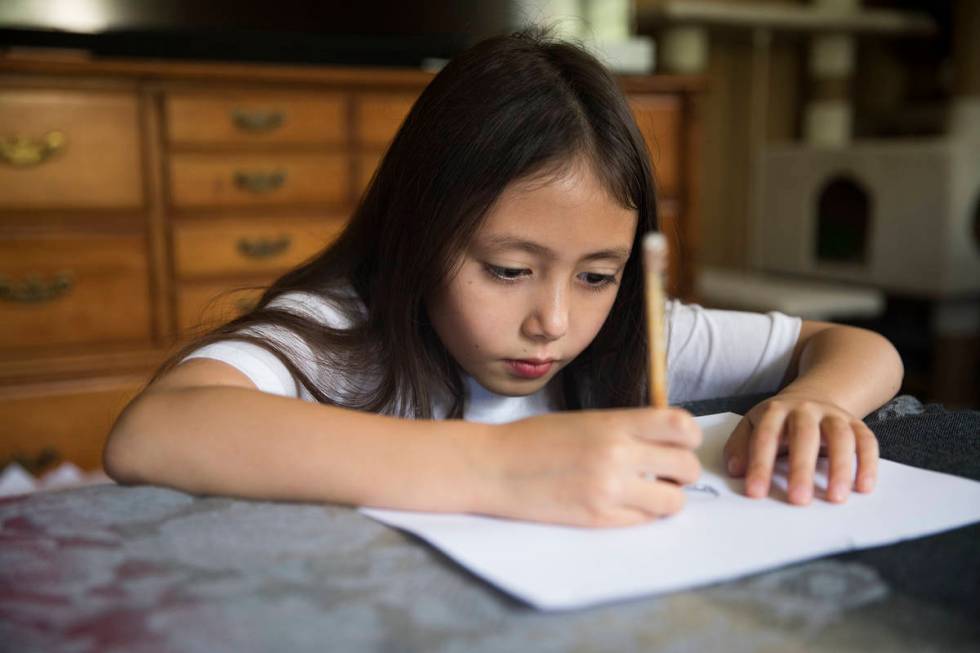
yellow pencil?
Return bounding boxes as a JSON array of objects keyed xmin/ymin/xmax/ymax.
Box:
[{"xmin": 643, "ymin": 232, "xmax": 669, "ymax": 408}]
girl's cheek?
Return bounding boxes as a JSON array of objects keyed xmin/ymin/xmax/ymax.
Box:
[
  {"xmin": 468, "ymin": 311, "xmax": 510, "ymax": 347},
  {"xmin": 577, "ymin": 300, "xmax": 616, "ymax": 343}
]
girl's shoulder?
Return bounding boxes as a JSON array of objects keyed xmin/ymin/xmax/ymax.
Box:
[{"xmin": 181, "ymin": 284, "xmax": 368, "ymax": 400}]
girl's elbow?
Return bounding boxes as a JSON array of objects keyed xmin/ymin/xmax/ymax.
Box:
[
  {"xmin": 102, "ymin": 429, "xmax": 140, "ymax": 486},
  {"xmin": 868, "ymin": 329, "xmax": 904, "ymax": 393},
  {"xmin": 887, "ymin": 337, "xmax": 905, "ymax": 390},
  {"xmin": 102, "ymin": 400, "xmax": 153, "ymax": 485}
]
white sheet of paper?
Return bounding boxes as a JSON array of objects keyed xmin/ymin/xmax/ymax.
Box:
[{"xmin": 361, "ymin": 413, "xmax": 980, "ymax": 611}]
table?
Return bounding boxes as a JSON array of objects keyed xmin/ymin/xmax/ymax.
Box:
[{"xmin": 2, "ymin": 395, "xmax": 978, "ymax": 652}]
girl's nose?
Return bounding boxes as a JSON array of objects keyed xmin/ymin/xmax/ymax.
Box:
[{"xmin": 522, "ymin": 283, "xmax": 568, "ymax": 341}]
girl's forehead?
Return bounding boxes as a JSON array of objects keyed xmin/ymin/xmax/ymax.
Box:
[
  {"xmin": 505, "ymin": 156, "xmax": 608, "ymax": 198},
  {"xmin": 471, "ymin": 203, "xmax": 635, "ymax": 268},
  {"xmin": 477, "ymin": 162, "xmax": 637, "ymax": 244}
]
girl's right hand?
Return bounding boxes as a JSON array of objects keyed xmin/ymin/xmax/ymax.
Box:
[{"xmin": 472, "ymin": 408, "xmax": 702, "ymax": 528}]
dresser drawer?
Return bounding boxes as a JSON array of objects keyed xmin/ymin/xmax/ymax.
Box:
[
  {"xmin": 177, "ymin": 281, "xmax": 266, "ymax": 334},
  {"xmin": 0, "ymin": 234, "xmax": 152, "ymax": 351},
  {"xmin": 0, "ymin": 375, "xmax": 144, "ymax": 472},
  {"xmin": 630, "ymin": 95, "xmax": 681, "ymax": 201},
  {"xmin": 173, "ymin": 216, "xmax": 346, "ymax": 279},
  {"xmin": 168, "ymin": 153, "xmax": 349, "ymax": 209},
  {"xmin": 165, "ymin": 92, "xmax": 347, "ymax": 145},
  {"xmin": 0, "ymin": 89, "xmax": 143, "ymax": 210},
  {"xmin": 354, "ymin": 93, "xmax": 418, "ymax": 148}
]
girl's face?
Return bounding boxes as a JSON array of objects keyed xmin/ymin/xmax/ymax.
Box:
[{"xmin": 427, "ymin": 159, "xmax": 637, "ymax": 396}]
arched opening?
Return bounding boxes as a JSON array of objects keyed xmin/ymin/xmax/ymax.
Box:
[{"xmin": 815, "ymin": 175, "xmax": 871, "ymax": 265}]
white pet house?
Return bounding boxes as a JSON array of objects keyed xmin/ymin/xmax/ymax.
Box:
[{"xmin": 758, "ymin": 140, "xmax": 980, "ymax": 298}]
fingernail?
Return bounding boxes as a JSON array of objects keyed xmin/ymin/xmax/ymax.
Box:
[
  {"xmin": 789, "ymin": 485, "xmax": 810, "ymax": 504},
  {"xmin": 829, "ymin": 482, "xmax": 847, "ymax": 502},
  {"xmin": 858, "ymin": 476, "xmax": 875, "ymax": 492},
  {"xmin": 746, "ymin": 479, "xmax": 765, "ymax": 497},
  {"xmin": 727, "ymin": 457, "xmax": 740, "ymax": 475}
]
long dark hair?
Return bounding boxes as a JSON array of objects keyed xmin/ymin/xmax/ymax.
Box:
[{"xmin": 156, "ymin": 27, "xmax": 660, "ymax": 418}]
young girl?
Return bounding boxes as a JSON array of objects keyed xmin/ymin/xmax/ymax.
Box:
[{"xmin": 104, "ymin": 29, "xmax": 903, "ymax": 528}]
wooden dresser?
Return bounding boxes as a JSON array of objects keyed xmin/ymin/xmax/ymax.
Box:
[{"xmin": 0, "ymin": 53, "xmax": 703, "ymax": 472}]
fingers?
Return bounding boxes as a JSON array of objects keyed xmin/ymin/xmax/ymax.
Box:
[
  {"xmin": 786, "ymin": 410, "xmax": 821, "ymax": 505},
  {"xmin": 723, "ymin": 416, "xmax": 752, "ymax": 477},
  {"xmin": 745, "ymin": 405, "xmax": 787, "ymax": 499},
  {"xmin": 579, "ymin": 505, "xmax": 667, "ymax": 528},
  {"xmin": 854, "ymin": 421, "xmax": 879, "ymax": 493},
  {"xmin": 630, "ymin": 408, "xmax": 702, "ymax": 449},
  {"xmin": 635, "ymin": 446, "xmax": 702, "ymax": 486},
  {"xmin": 824, "ymin": 417, "xmax": 856, "ymax": 503},
  {"xmin": 737, "ymin": 401, "xmax": 880, "ymax": 505},
  {"xmin": 583, "ymin": 403, "xmax": 878, "ymax": 526},
  {"xmin": 574, "ymin": 418, "xmax": 879, "ymax": 528},
  {"xmin": 624, "ymin": 477, "xmax": 687, "ymax": 520},
  {"xmin": 576, "ymin": 465, "xmax": 688, "ymax": 528}
]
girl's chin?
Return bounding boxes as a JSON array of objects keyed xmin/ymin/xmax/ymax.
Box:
[{"xmin": 478, "ymin": 371, "xmax": 552, "ymax": 396}]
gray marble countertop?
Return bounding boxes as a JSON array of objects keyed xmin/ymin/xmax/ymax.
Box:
[{"xmin": 2, "ymin": 396, "xmax": 978, "ymax": 652}]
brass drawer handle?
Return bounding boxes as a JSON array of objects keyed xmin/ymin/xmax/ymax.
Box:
[
  {"xmin": 0, "ymin": 131, "xmax": 66, "ymax": 167},
  {"xmin": 237, "ymin": 235, "xmax": 292, "ymax": 259},
  {"xmin": 233, "ymin": 170, "xmax": 286, "ymax": 194},
  {"xmin": 0, "ymin": 272, "xmax": 74, "ymax": 303},
  {"xmin": 231, "ymin": 108, "xmax": 285, "ymax": 133}
]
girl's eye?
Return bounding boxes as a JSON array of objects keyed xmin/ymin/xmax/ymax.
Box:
[
  {"xmin": 483, "ymin": 264, "xmax": 618, "ymax": 291},
  {"xmin": 485, "ymin": 264, "xmax": 530, "ymax": 282},
  {"xmin": 580, "ymin": 272, "xmax": 618, "ymax": 291}
]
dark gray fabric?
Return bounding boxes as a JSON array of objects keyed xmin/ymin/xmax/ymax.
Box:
[
  {"xmin": 682, "ymin": 393, "xmax": 980, "ymax": 620},
  {"xmin": 837, "ymin": 405, "xmax": 980, "ymax": 620}
]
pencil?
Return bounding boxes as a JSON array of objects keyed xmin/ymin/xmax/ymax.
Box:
[{"xmin": 643, "ymin": 232, "xmax": 669, "ymax": 408}]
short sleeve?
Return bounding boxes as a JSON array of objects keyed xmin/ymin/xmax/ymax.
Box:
[
  {"xmin": 665, "ymin": 301, "xmax": 802, "ymax": 404},
  {"xmin": 180, "ymin": 290, "xmax": 363, "ymax": 402},
  {"xmin": 184, "ymin": 340, "xmax": 303, "ymax": 398}
]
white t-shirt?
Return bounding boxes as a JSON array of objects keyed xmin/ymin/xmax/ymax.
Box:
[{"xmin": 183, "ymin": 290, "xmax": 801, "ymax": 424}]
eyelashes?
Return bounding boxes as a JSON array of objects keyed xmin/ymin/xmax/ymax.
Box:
[
  {"xmin": 484, "ymin": 264, "xmax": 528, "ymax": 281},
  {"xmin": 482, "ymin": 264, "xmax": 618, "ymax": 292}
]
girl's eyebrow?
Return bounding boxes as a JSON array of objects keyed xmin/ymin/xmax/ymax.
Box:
[{"xmin": 483, "ymin": 235, "xmax": 630, "ymax": 263}]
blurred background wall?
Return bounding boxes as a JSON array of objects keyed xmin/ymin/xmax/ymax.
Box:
[{"xmin": 636, "ymin": 1, "xmax": 979, "ymax": 410}]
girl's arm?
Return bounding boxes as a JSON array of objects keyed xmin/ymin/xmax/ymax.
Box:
[
  {"xmin": 105, "ymin": 358, "xmax": 702, "ymax": 527},
  {"xmin": 723, "ymin": 321, "xmax": 904, "ymax": 505},
  {"xmin": 104, "ymin": 359, "xmax": 487, "ymax": 511}
]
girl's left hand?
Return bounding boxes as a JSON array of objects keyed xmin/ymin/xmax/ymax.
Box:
[{"xmin": 722, "ymin": 394, "xmax": 879, "ymax": 505}]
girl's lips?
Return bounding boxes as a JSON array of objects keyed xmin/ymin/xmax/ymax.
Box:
[{"xmin": 505, "ymin": 359, "xmax": 554, "ymax": 379}]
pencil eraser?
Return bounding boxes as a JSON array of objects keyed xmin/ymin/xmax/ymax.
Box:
[
  {"xmin": 643, "ymin": 232, "xmax": 668, "ymax": 273},
  {"xmin": 643, "ymin": 232, "xmax": 667, "ymax": 255}
]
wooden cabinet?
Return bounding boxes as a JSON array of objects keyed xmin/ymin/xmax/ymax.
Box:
[
  {"xmin": 0, "ymin": 376, "xmax": 145, "ymax": 471},
  {"xmin": 176, "ymin": 282, "xmax": 265, "ymax": 335},
  {"xmin": 164, "ymin": 92, "xmax": 348, "ymax": 145},
  {"xmin": 0, "ymin": 89, "xmax": 143, "ymax": 209},
  {"xmin": 0, "ymin": 233, "xmax": 152, "ymax": 349},
  {"xmin": 0, "ymin": 54, "xmax": 703, "ymax": 472},
  {"xmin": 172, "ymin": 217, "xmax": 347, "ymax": 279},
  {"xmin": 168, "ymin": 153, "xmax": 350, "ymax": 208}
]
